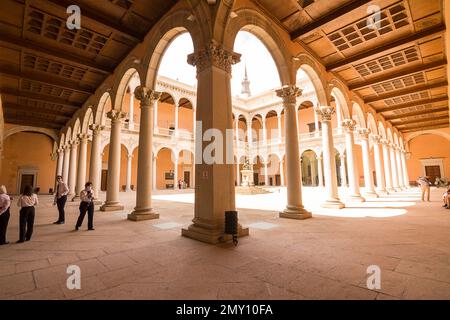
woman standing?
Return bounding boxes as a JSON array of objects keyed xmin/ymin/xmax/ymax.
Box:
[
  {"xmin": 75, "ymin": 182, "xmax": 95, "ymax": 231},
  {"xmin": 17, "ymin": 185, "xmax": 39, "ymax": 243},
  {"xmin": 0, "ymin": 185, "xmax": 11, "ymax": 245}
]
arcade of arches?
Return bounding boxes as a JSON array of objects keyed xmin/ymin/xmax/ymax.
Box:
[{"xmin": 0, "ymin": 0, "xmax": 450, "ymax": 300}]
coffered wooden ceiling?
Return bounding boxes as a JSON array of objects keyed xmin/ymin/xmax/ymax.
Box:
[
  {"xmin": 0, "ymin": 0, "xmax": 177, "ymax": 130},
  {"xmin": 253, "ymin": 0, "xmax": 449, "ymax": 133}
]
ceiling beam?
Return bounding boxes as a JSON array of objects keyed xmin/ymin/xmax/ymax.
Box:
[
  {"xmin": 365, "ymin": 81, "xmax": 448, "ymax": 104},
  {"xmin": 398, "ymin": 119, "xmax": 449, "ymax": 130},
  {"xmin": 349, "ymin": 59, "xmax": 447, "ymax": 90},
  {"xmin": 0, "ymin": 65, "xmax": 95, "ymax": 95},
  {"xmin": 291, "ymin": 0, "xmax": 372, "ymax": 41},
  {"xmin": 326, "ymin": 24, "xmax": 446, "ymax": 71},
  {"xmin": 385, "ymin": 106, "xmax": 449, "ymax": 120},
  {"xmin": 401, "ymin": 123, "xmax": 449, "ymax": 133},
  {"xmin": 3, "ymin": 115, "xmax": 65, "ymax": 129},
  {"xmin": 47, "ymin": 0, "xmax": 143, "ymax": 43},
  {"xmin": 0, "ymin": 32, "xmax": 112, "ymax": 74},
  {"xmin": 0, "ymin": 88, "xmax": 82, "ymax": 109},
  {"xmin": 2, "ymin": 102, "xmax": 72, "ymax": 119},
  {"xmin": 377, "ymin": 96, "xmax": 448, "ymax": 113},
  {"xmin": 393, "ymin": 115, "xmax": 449, "ymax": 126}
]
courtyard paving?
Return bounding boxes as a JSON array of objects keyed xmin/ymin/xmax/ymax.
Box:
[{"xmin": 1, "ymin": 186, "xmax": 449, "ymax": 300}]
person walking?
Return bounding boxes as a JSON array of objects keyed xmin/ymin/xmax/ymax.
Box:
[
  {"xmin": 53, "ymin": 175, "xmax": 69, "ymax": 224},
  {"xmin": 417, "ymin": 176, "xmax": 432, "ymax": 202},
  {"xmin": 75, "ymin": 182, "xmax": 95, "ymax": 231},
  {"xmin": 0, "ymin": 185, "xmax": 11, "ymax": 245},
  {"xmin": 17, "ymin": 185, "xmax": 38, "ymax": 243}
]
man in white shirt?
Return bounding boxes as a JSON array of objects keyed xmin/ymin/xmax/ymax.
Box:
[
  {"xmin": 53, "ymin": 175, "xmax": 69, "ymax": 224},
  {"xmin": 417, "ymin": 176, "xmax": 431, "ymax": 202}
]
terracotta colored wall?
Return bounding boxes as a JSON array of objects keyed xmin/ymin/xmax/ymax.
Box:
[
  {"xmin": 353, "ymin": 144, "xmax": 365, "ymax": 186},
  {"xmin": 265, "ymin": 116, "xmax": 279, "ymax": 140},
  {"xmin": 157, "ymin": 102, "xmax": 175, "ymax": 129},
  {"xmin": 406, "ymin": 134, "xmax": 450, "ymax": 181},
  {"xmin": 1, "ymin": 132, "xmax": 56, "ymax": 194},
  {"xmin": 297, "ymin": 108, "xmax": 316, "ymax": 134},
  {"xmin": 156, "ymin": 148, "xmax": 174, "ymax": 189}
]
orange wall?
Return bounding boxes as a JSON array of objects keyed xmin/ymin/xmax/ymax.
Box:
[
  {"xmin": 1, "ymin": 132, "xmax": 56, "ymax": 194},
  {"xmin": 156, "ymin": 148, "xmax": 174, "ymax": 189},
  {"xmin": 297, "ymin": 108, "xmax": 316, "ymax": 134},
  {"xmin": 406, "ymin": 134, "xmax": 450, "ymax": 182}
]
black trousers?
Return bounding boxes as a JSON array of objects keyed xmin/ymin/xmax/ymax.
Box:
[
  {"xmin": 76, "ymin": 201, "xmax": 94, "ymax": 229},
  {"xmin": 56, "ymin": 195, "xmax": 67, "ymax": 222},
  {"xmin": 19, "ymin": 206, "xmax": 35, "ymax": 241},
  {"xmin": 0, "ymin": 208, "xmax": 10, "ymax": 244}
]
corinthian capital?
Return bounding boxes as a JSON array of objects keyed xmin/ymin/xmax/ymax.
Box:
[
  {"xmin": 341, "ymin": 119, "xmax": 356, "ymax": 132},
  {"xmin": 107, "ymin": 110, "xmax": 127, "ymax": 122},
  {"xmin": 77, "ymin": 133, "xmax": 90, "ymax": 142},
  {"xmin": 134, "ymin": 86, "xmax": 161, "ymax": 106},
  {"xmin": 275, "ymin": 85, "xmax": 302, "ymax": 106},
  {"xmin": 370, "ymin": 134, "xmax": 381, "ymax": 144},
  {"xmin": 357, "ymin": 128, "xmax": 371, "ymax": 139},
  {"xmin": 314, "ymin": 105, "xmax": 335, "ymax": 122},
  {"xmin": 89, "ymin": 124, "xmax": 105, "ymax": 135},
  {"xmin": 187, "ymin": 41, "xmax": 241, "ymax": 75}
]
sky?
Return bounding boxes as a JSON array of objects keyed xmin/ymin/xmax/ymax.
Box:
[{"xmin": 158, "ymin": 31, "xmax": 280, "ymax": 96}]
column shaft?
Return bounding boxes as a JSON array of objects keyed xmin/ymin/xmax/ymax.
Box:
[
  {"xmin": 68, "ymin": 141, "xmax": 78, "ymax": 196},
  {"xmin": 62, "ymin": 146, "xmax": 70, "ymax": 183},
  {"xmin": 126, "ymin": 154, "xmax": 132, "ymax": 191},
  {"xmin": 342, "ymin": 119, "xmax": 363, "ymax": 201},
  {"xmin": 74, "ymin": 134, "xmax": 88, "ymax": 200},
  {"xmin": 389, "ymin": 145, "xmax": 400, "ymax": 191},
  {"xmin": 317, "ymin": 157, "xmax": 324, "ymax": 187},
  {"xmin": 89, "ymin": 125, "xmax": 103, "ymax": 198},
  {"xmin": 359, "ymin": 129, "xmax": 377, "ymax": 197},
  {"xmin": 372, "ymin": 136, "xmax": 387, "ymax": 194},
  {"xmin": 401, "ymin": 151, "xmax": 410, "ymax": 187},
  {"xmin": 381, "ymin": 141, "xmax": 394, "ymax": 192}
]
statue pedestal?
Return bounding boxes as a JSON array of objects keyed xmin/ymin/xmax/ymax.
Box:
[
  {"xmin": 240, "ymin": 169, "xmax": 254, "ymax": 187},
  {"xmin": 236, "ymin": 168, "xmax": 270, "ymax": 195}
]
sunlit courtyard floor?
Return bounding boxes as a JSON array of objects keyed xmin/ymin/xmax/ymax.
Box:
[{"xmin": 1, "ymin": 186, "xmax": 450, "ymax": 300}]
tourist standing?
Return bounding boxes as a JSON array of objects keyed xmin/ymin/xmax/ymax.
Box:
[
  {"xmin": 0, "ymin": 185, "xmax": 11, "ymax": 245},
  {"xmin": 17, "ymin": 185, "xmax": 38, "ymax": 243},
  {"xmin": 417, "ymin": 176, "xmax": 431, "ymax": 202},
  {"xmin": 53, "ymin": 175, "xmax": 69, "ymax": 224},
  {"xmin": 75, "ymin": 182, "xmax": 95, "ymax": 231}
]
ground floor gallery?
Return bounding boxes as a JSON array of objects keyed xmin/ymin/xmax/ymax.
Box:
[{"xmin": 0, "ymin": 186, "xmax": 449, "ymax": 300}]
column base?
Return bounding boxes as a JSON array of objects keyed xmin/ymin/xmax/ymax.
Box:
[
  {"xmin": 93, "ymin": 200, "xmax": 103, "ymax": 205},
  {"xmin": 71, "ymin": 195, "xmax": 80, "ymax": 202},
  {"xmin": 394, "ymin": 187, "xmax": 402, "ymax": 192},
  {"xmin": 181, "ymin": 223, "xmax": 249, "ymax": 244},
  {"xmin": 346, "ymin": 195, "xmax": 365, "ymax": 202},
  {"xmin": 100, "ymin": 202, "xmax": 124, "ymax": 211},
  {"xmin": 376, "ymin": 189, "xmax": 389, "ymax": 195},
  {"xmin": 364, "ymin": 191, "xmax": 379, "ymax": 198},
  {"xmin": 279, "ymin": 206, "xmax": 312, "ymax": 220},
  {"xmin": 321, "ymin": 199, "xmax": 345, "ymax": 209},
  {"xmin": 386, "ymin": 187, "xmax": 395, "ymax": 193},
  {"xmin": 127, "ymin": 208, "xmax": 159, "ymax": 221}
]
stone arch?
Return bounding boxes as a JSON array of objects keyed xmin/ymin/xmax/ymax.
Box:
[
  {"xmin": 81, "ymin": 108, "xmax": 94, "ymax": 134},
  {"xmin": 387, "ymin": 127, "xmax": 394, "ymax": 143},
  {"xmin": 352, "ymin": 102, "xmax": 367, "ymax": 128},
  {"xmin": 94, "ymin": 91, "xmax": 113, "ymax": 125},
  {"xmin": 224, "ymin": 8, "xmax": 291, "ymax": 85},
  {"xmin": 295, "ymin": 53, "xmax": 328, "ymax": 106},
  {"xmin": 367, "ymin": 113, "xmax": 378, "ymax": 135},
  {"xmin": 65, "ymin": 127, "xmax": 72, "ymax": 144},
  {"xmin": 113, "ymin": 65, "xmax": 143, "ymax": 112},
  {"xmin": 378, "ymin": 122, "xmax": 387, "ymax": 139},
  {"xmin": 330, "ymin": 86, "xmax": 350, "ymax": 120},
  {"xmin": 4, "ymin": 126, "xmax": 58, "ymax": 142},
  {"xmin": 72, "ymin": 118, "xmax": 81, "ymax": 141}
]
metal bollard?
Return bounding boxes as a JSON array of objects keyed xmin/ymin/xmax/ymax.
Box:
[{"xmin": 224, "ymin": 210, "xmax": 238, "ymax": 246}]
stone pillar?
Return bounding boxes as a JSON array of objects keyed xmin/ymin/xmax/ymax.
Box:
[
  {"xmin": 236, "ymin": 161, "xmax": 240, "ymax": 186},
  {"xmin": 280, "ymin": 160, "xmax": 285, "ymax": 186},
  {"xmin": 371, "ymin": 135, "xmax": 388, "ymax": 195},
  {"xmin": 277, "ymin": 113, "xmax": 282, "ymax": 141},
  {"xmin": 314, "ymin": 111, "xmax": 320, "ymax": 136},
  {"xmin": 395, "ymin": 147, "xmax": 405, "ymax": 189},
  {"xmin": 128, "ymin": 87, "xmax": 160, "ymax": 220},
  {"xmin": 234, "ymin": 117, "xmax": 239, "ymax": 143},
  {"xmin": 173, "ymin": 154, "xmax": 178, "ymax": 190},
  {"xmin": 56, "ymin": 148, "xmax": 64, "ymax": 176},
  {"xmin": 152, "ymin": 155, "xmax": 157, "ymax": 190},
  {"xmin": 182, "ymin": 42, "xmax": 248, "ymax": 243},
  {"xmin": 62, "ymin": 145, "xmax": 70, "ymax": 183},
  {"xmin": 73, "ymin": 133, "xmax": 89, "ymax": 200},
  {"xmin": 262, "ymin": 116, "xmax": 267, "ymax": 143},
  {"xmin": 89, "ymin": 124, "xmax": 104, "ymax": 198},
  {"xmin": 125, "ymin": 153, "xmax": 133, "ymax": 191},
  {"xmin": 358, "ymin": 128, "xmax": 378, "ymax": 198},
  {"xmin": 381, "ymin": 139, "xmax": 394, "ymax": 192},
  {"xmin": 341, "ymin": 119, "xmax": 363, "ymax": 201},
  {"xmin": 264, "ymin": 162, "xmax": 269, "ymax": 186},
  {"xmin": 401, "ymin": 149, "xmax": 410, "ymax": 187},
  {"xmin": 339, "ymin": 154, "xmax": 348, "ymax": 187},
  {"xmin": 129, "ymin": 91, "xmax": 135, "ymax": 130},
  {"xmin": 174, "ymin": 103, "xmax": 179, "ymax": 135},
  {"xmin": 154, "ymin": 101, "xmax": 158, "ymax": 132},
  {"xmin": 101, "ymin": 110, "xmax": 127, "ymax": 211},
  {"xmin": 68, "ymin": 140, "xmax": 78, "ymax": 197},
  {"xmin": 247, "ymin": 116, "xmax": 253, "ymax": 147},
  {"xmin": 317, "ymin": 156, "xmax": 324, "ymax": 187},
  {"xmin": 389, "ymin": 143, "xmax": 401, "ymax": 191},
  {"xmin": 314, "ymin": 106, "xmax": 344, "ymax": 208},
  {"xmin": 276, "ymin": 85, "xmax": 311, "ymax": 219}
]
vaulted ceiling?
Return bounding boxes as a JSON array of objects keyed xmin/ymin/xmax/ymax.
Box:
[
  {"xmin": 253, "ymin": 0, "xmax": 449, "ymax": 133},
  {"xmin": 0, "ymin": 0, "xmax": 177, "ymax": 130}
]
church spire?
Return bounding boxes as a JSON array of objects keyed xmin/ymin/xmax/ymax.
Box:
[{"xmin": 241, "ymin": 64, "xmax": 251, "ymax": 98}]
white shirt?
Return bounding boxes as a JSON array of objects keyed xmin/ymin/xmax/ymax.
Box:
[
  {"xmin": 17, "ymin": 194, "xmax": 39, "ymax": 207},
  {"xmin": 0, "ymin": 194, "xmax": 11, "ymax": 214}
]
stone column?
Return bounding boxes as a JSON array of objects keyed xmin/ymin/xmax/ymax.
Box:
[
  {"xmin": 317, "ymin": 156, "xmax": 324, "ymax": 187},
  {"xmin": 234, "ymin": 117, "xmax": 239, "ymax": 143},
  {"xmin": 88, "ymin": 124, "xmax": 104, "ymax": 198},
  {"xmin": 62, "ymin": 145, "xmax": 70, "ymax": 183},
  {"xmin": 247, "ymin": 116, "xmax": 253, "ymax": 147},
  {"xmin": 339, "ymin": 154, "xmax": 348, "ymax": 187},
  {"xmin": 125, "ymin": 153, "xmax": 133, "ymax": 191},
  {"xmin": 314, "ymin": 106, "xmax": 344, "ymax": 208},
  {"xmin": 264, "ymin": 162, "xmax": 269, "ymax": 186},
  {"xmin": 371, "ymin": 135, "xmax": 388, "ymax": 195},
  {"xmin": 358, "ymin": 128, "xmax": 378, "ymax": 198},
  {"xmin": 341, "ymin": 119, "xmax": 363, "ymax": 201},
  {"xmin": 395, "ymin": 146, "xmax": 405, "ymax": 189},
  {"xmin": 174, "ymin": 103, "xmax": 179, "ymax": 136},
  {"xmin": 389, "ymin": 143, "xmax": 401, "ymax": 191},
  {"xmin": 314, "ymin": 112, "xmax": 320, "ymax": 136},
  {"xmin": 280, "ymin": 160, "xmax": 285, "ymax": 186},
  {"xmin": 182, "ymin": 42, "xmax": 248, "ymax": 243},
  {"xmin": 152, "ymin": 155, "xmax": 157, "ymax": 190},
  {"xmin": 236, "ymin": 161, "xmax": 240, "ymax": 186},
  {"xmin": 277, "ymin": 113, "xmax": 282, "ymax": 141},
  {"xmin": 276, "ymin": 85, "xmax": 311, "ymax": 219},
  {"xmin": 68, "ymin": 140, "xmax": 78, "ymax": 197},
  {"xmin": 128, "ymin": 87, "xmax": 160, "ymax": 220},
  {"xmin": 101, "ymin": 110, "xmax": 127, "ymax": 211},
  {"xmin": 56, "ymin": 148, "xmax": 64, "ymax": 176},
  {"xmin": 262, "ymin": 116, "xmax": 267, "ymax": 143},
  {"xmin": 401, "ymin": 149, "xmax": 410, "ymax": 187},
  {"xmin": 173, "ymin": 154, "xmax": 178, "ymax": 190},
  {"xmin": 73, "ymin": 133, "xmax": 89, "ymax": 200},
  {"xmin": 128, "ymin": 91, "xmax": 135, "ymax": 130},
  {"xmin": 154, "ymin": 101, "xmax": 158, "ymax": 132},
  {"xmin": 381, "ymin": 139, "xmax": 394, "ymax": 192}
]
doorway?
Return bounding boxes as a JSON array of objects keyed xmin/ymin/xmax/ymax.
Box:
[
  {"xmin": 101, "ymin": 170, "xmax": 108, "ymax": 191},
  {"xmin": 20, "ymin": 174, "xmax": 34, "ymax": 194},
  {"xmin": 184, "ymin": 171, "xmax": 190, "ymax": 188},
  {"xmin": 425, "ymin": 165, "xmax": 441, "ymax": 183}
]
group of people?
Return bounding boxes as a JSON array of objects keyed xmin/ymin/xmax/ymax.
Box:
[
  {"xmin": 417, "ymin": 175, "xmax": 450, "ymax": 209},
  {"xmin": 0, "ymin": 175, "xmax": 97, "ymax": 246}
]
